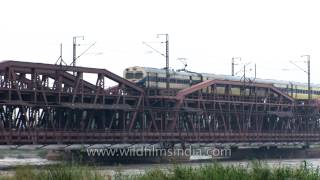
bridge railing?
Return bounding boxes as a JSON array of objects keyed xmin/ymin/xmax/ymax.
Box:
[{"xmin": 1, "ymin": 129, "xmax": 320, "ymax": 145}]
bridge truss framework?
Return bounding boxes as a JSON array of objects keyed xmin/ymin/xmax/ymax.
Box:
[{"xmin": 0, "ymin": 61, "xmax": 319, "ymax": 145}]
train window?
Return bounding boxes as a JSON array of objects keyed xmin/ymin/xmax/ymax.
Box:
[
  {"xmin": 135, "ymin": 72, "xmax": 143, "ymax": 79},
  {"xmin": 125, "ymin": 73, "xmax": 134, "ymax": 79}
]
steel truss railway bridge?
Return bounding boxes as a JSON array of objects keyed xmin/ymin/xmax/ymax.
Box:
[{"xmin": 0, "ymin": 60, "xmax": 320, "ymax": 147}]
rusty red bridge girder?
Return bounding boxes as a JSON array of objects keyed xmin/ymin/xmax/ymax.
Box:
[{"xmin": 0, "ymin": 60, "xmax": 319, "ymax": 145}]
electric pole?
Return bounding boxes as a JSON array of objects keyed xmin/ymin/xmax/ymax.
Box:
[
  {"xmin": 301, "ymin": 55, "xmax": 311, "ymax": 100},
  {"xmin": 308, "ymin": 57, "xmax": 311, "ymax": 100},
  {"xmin": 72, "ymin": 36, "xmax": 84, "ymax": 75},
  {"xmin": 165, "ymin": 34, "xmax": 169, "ymax": 89},
  {"xmin": 142, "ymin": 34, "xmax": 170, "ymax": 89},
  {"xmin": 232, "ymin": 57, "xmax": 241, "ymax": 76},
  {"xmin": 157, "ymin": 34, "xmax": 170, "ymax": 89},
  {"xmin": 232, "ymin": 58, "xmax": 234, "ymax": 76},
  {"xmin": 290, "ymin": 55, "xmax": 311, "ymax": 100},
  {"xmin": 255, "ymin": 63, "xmax": 256, "ymax": 79},
  {"xmin": 55, "ymin": 43, "xmax": 66, "ymax": 66}
]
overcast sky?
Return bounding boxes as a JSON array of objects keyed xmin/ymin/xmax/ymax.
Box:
[{"xmin": 1, "ymin": 0, "xmax": 320, "ymax": 85}]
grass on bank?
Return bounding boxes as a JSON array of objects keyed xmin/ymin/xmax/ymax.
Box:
[
  {"xmin": 1, "ymin": 161, "xmax": 320, "ymax": 180},
  {"xmin": 0, "ymin": 165, "xmax": 104, "ymax": 180},
  {"xmin": 120, "ymin": 161, "xmax": 320, "ymax": 180}
]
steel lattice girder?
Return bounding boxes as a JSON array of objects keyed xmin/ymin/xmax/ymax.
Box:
[
  {"xmin": 0, "ymin": 60, "xmax": 145, "ymax": 134},
  {"xmin": 0, "ymin": 60, "xmax": 320, "ymax": 145}
]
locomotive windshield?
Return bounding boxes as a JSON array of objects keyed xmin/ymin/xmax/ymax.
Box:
[
  {"xmin": 125, "ymin": 71, "xmax": 143, "ymax": 79},
  {"xmin": 125, "ymin": 72, "xmax": 134, "ymax": 79},
  {"xmin": 135, "ymin": 72, "xmax": 143, "ymax": 79}
]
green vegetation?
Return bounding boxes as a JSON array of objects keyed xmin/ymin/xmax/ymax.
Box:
[
  {"xmin": 0, "ymin": 165, "xmax": 104, "ymax": 180},
  {"xmin": 121, "ymin": 161, "xmax": 320, "ymax": 180},
  {"xmin": 0, "ymin": 161, "xmax": 320, "ymax": 180}
]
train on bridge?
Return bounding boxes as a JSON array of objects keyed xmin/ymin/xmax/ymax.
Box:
[
  {"xmin": 124, "ymin": 66, "xmax": 320, "ymax": 100},
  {"xmin": 0, "ymin": 60, "xmax": 319, "ymax": 146}
]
